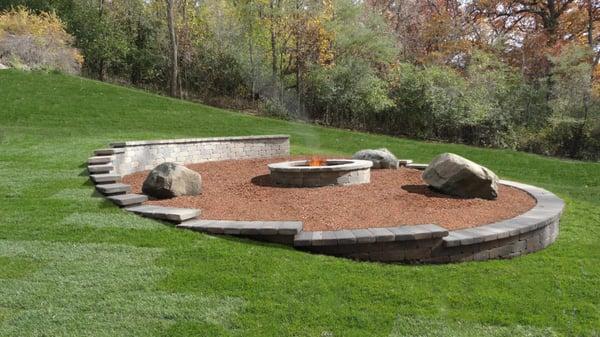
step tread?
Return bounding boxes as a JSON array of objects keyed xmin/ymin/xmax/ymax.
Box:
[
  {"xmin": 88, "ymin": 156, "xmax": 113, "ymax": 164},
  {"xmin": 107, "ymin": 193, "xmax": 147, "ymax": 206},
  {"xmin": 94, "ymin": 148, "xmax": 125, "ymax": 156},
  {"xmin": 126, "ymin": 205, "xmax": 200, "ymax": 223},
  {"xmin": 95, "ymin": 183, "xmax": 131, "ymax": 195},
  {"xmin": 89, "ymin": 173, "xmax": 121, "ymax": 184},
  {"xmin": 87, "ymin": 164, "xmax": 114, "ymax": 173}
]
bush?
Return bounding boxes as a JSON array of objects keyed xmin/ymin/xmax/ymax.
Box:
[
  {"xmin": 385, "ymin": 63, "xmax": 471, "ymax": 140},
  {"xmin": 304, "ymin": 60, "xmax": 393, "ymax": 129},
  {"xmin": 0, "ymin": 7, "xmax": 82, "ymax": 73}
]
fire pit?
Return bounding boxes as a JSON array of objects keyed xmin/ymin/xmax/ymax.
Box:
[{"xmin": 267, "ymin": 158, "xmax": 372, "ymax": 187}]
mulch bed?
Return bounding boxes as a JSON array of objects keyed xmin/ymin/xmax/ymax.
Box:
[{"xmin": 123, "ymin": 157, "xmax": 536, "ymax": 231}]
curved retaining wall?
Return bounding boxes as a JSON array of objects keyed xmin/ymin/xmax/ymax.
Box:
[{"xmin": 87, "ymin": 138, "xmax": 564, "ymax": 264}]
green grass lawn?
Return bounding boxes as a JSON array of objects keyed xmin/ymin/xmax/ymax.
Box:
[{"xmin": 1, "ymin": 70, "xmax": 599, "ymax": 337}]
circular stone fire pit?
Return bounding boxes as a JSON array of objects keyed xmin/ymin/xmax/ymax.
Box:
[{"xmin": 268, "ymin": 159, "xmax": 372, "ymax": 187}]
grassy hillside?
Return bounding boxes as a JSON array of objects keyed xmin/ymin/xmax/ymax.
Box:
[{"xmin": 0, "ymin": 70, "xmax": 599, "ymax": 337}]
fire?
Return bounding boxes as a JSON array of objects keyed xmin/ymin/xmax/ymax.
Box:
[{"xmin": 307, "ymin": 156, "xmax": 327, "ymax": 167}]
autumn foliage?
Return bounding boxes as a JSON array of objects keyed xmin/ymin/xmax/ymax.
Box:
[
  {"xmin": 1, "ymin": 0, "xmax": 599, "ymax": 159},
  {"xmin": 0, "ymin": 7, "xmax": 82, "ymax": 73}
]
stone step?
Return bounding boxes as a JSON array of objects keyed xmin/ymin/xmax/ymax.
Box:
[
  {"xmin": 87, "ymin": 164, "xmax": 114, "ymax": 174},
  {"xmin": 95, "ymin": 183, "xmax": 131, "ymax": 195},
  {"xmin": 398, "ymin": 159, "xmax": 413, "ymax": 166},
  {"xmin": 107, "ymin": 193, "xmax": 147, "ymax": 207},
  {"xmin": 94, "ymin": 148, "xmax": 125, "ymax": 156},
  {"xmin": 177, "ymin": 220, "xmax": 302, "ymax": 235},
  {"xmin": 88, "ymin": 156, "xmax": 113, "ymax": 165},
  {"xmin": 89, "ymin": 173, "xmax": 121, "ymax": 184},
  {"xmin": 126, "ymin": 205, "xmax": 200, "ymax": 223}
]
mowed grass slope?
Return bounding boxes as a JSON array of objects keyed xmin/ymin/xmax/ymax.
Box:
[{"xmin": 0, "ymin": 70, "xmax": 599, "ymax": 337}]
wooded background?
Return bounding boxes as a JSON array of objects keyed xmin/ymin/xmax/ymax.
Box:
[{"xmin": 1, "ymin": 0, "xmax": 599, "ymax": 160}]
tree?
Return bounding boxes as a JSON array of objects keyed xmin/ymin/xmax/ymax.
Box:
[{"xmin": 166, "ymin": 0, "xmax": 179, "ymax": 97}]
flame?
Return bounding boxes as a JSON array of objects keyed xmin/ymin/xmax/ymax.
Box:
[{"xmin": 307, "ymin": 156, "xmax": 327, "ymax": 166}]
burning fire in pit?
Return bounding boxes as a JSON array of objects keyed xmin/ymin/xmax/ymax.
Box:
[{"xmin": 307, "ymin": 156, "xmax": 327, "ymax": 167}]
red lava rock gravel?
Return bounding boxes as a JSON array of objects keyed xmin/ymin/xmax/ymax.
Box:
[{"xmin": 123, "ymin": 157, "xmax": 536, "ymax": 231}]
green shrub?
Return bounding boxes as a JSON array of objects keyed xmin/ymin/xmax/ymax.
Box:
[{"xmin": 304, "ymin": 59, "xmax": 392, "ymax": 129}]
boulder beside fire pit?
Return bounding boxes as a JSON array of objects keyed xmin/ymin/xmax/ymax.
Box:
[
  {"xmin": 352, "ymin": 148, "xmax": 400, "ymax": 169},
  {"xmin": 142, "ymin": 162, "xmax": 202, "ymax": 199},
  {"xmin": 422, "ymin": 153, "xmax": 499, "ymax": 200}
]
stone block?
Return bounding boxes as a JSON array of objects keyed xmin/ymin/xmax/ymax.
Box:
[
  {"xmin": 88, "ymin": 156, "xmax": 113, "ymax": 165},
  {"xmin": 275, "ymin": 221, "xmax": 303, "ymax": 235},
  {"xmin": 294, "ymin": 231, "xmax": 313, "ymax": 247},
  {"xmin": 95, "ymin": 183, "xmax": 131, "ymax": 195},
  {"xmin": 334, "ymin": 230, "xmax": 356, "ymax": 245},
  {"xmin": 90, "ymin": 173, "xmax": 121, "ymax": 184},
  {"xmin": 367, "ymin": 228, "xmax": 395, "ymax": 242},
  {"xmin": 107, "ymin": 193, "xmax": 148, "ymax": 207},
  {"xmin": 94, "ymin": 148, "xmax": 125, "ymax": 156},
  {"xmin": 312, "ymin": 231, "xmax": 338, "ymax": 246},
  {"xmin": 177, "ymin": 220, "xmax": 225, "ymax": 234},
  {"xmin": 351, "ymin": 229, "xmax": 376, "ymax": 243},
  {"xmin": 125, "ymin": 205, "xmax": 200, "ymax": 222},
  {"xmin": 88, "ymin": 164, "xmax": 113, "ymax": 174}
]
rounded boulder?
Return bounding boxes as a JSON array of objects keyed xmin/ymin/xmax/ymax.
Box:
[
  {"xmin": 351, "ymin": 148, "xmax": 399, "ymax": 169},
  {"xmin": 422, "ymin": 153, "xmax": 498, "ymax": 200},
  {"xmin": 142, "ymin": 162, "xmax": 202, "ymax": 199}
]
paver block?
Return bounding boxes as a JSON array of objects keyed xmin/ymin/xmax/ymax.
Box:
[
  {"xmin": 417, "ymin": 224, "xmax": 449, "ymax": 238},
  {"xmin": 274, "ymin": 221, "xmax": 303, "ymax": 235},
  {"xmin": 367, "ymin": 228, "xmax": 395, "ymax": 242},
  {"xmin": 313, "ymin": 231, "xmax": 338, "ymax": 246},
  {"xmin": 388, "ymin": 226, "xmax": 415, "ymax": 241},
  {"xmin": 88, "ymin": 156, "xmax": 113, "ymax": 165},
  {"xmin": 238, "ymin": 222, "xmax": 262, "ymax": 235},
  {"xmin": 255, "ymin": 222, "xmax": 279, "ymax": 235},
  {"xmin": 443, "ymin": 231, "xmax": 473, "ymax": 247},
  {"xmin": 405, "ymin": 225, "xmax": 435, "ymax": 240},
  {"xmin": 294, "ymin": 231, "xmax": 313, "ymax": 247},
  {"xmin": 351, "ymin": 229, "xmax": 376, "ymax": 244},
  {"xmin": 90, "ymin": 173, "xmax": 121, "ymax": 184},
  {"xmin": 458, "ymin": 229, "xmax": 489, "ymax": 245},
  {"xmin": 107, "ymin": 193, "xmax": 147, "ymax": 207},
  {"xmin": 95, "ymin": 183, "xmax": 131, "ymax": 195},
  {"xmin": 94, "ymin": 148, "xmax": 125, "ymax": 156},
  {"xmin": 177, "ymin": 220, "xmax": 225, "ymax": 234},
  {"xmin": 88, "ymin": 164, "xmax": 114, "ymax": 173},
  {"xmin": 334, "ymin": 230, "xmax": 356, "ymax": 245},
  {"xmin": 126, "ymin": 205, "xmax": 200, "ymax": 222}
]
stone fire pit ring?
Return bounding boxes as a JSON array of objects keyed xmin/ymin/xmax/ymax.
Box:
[{"xmin": 268, "ymin": 159, "xmax": 372, "ymax": 187}]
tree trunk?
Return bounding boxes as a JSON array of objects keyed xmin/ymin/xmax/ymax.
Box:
[
  {"xmin": 98, "ymin": 0, "xmax": 105, "ymax": 81},
  {"xmin": 295, "ymin": 0, "xmax": 301, "ymax": 115},
  {"xmin": 166, "ymin": 0, "xmax": 179, "ymax": 98},
  {"xmin": 270, "ymin": 0, "xmax": 277, "ymax": 84},
  {"xmin": 248, "ymin": 0, "xmax": 256, "ymax": 101}
]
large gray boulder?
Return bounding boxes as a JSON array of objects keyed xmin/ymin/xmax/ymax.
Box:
[
  {"xmin": 352, "ymin": 148, "xmax": 399, "ymax": 169},
  {"xmin": 422, "ymin": 153, "xmax": 498, "ymax": 200},
  {"xmin": 142, "ymin": 162, "xmax": 202, "ymax": 199}
]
